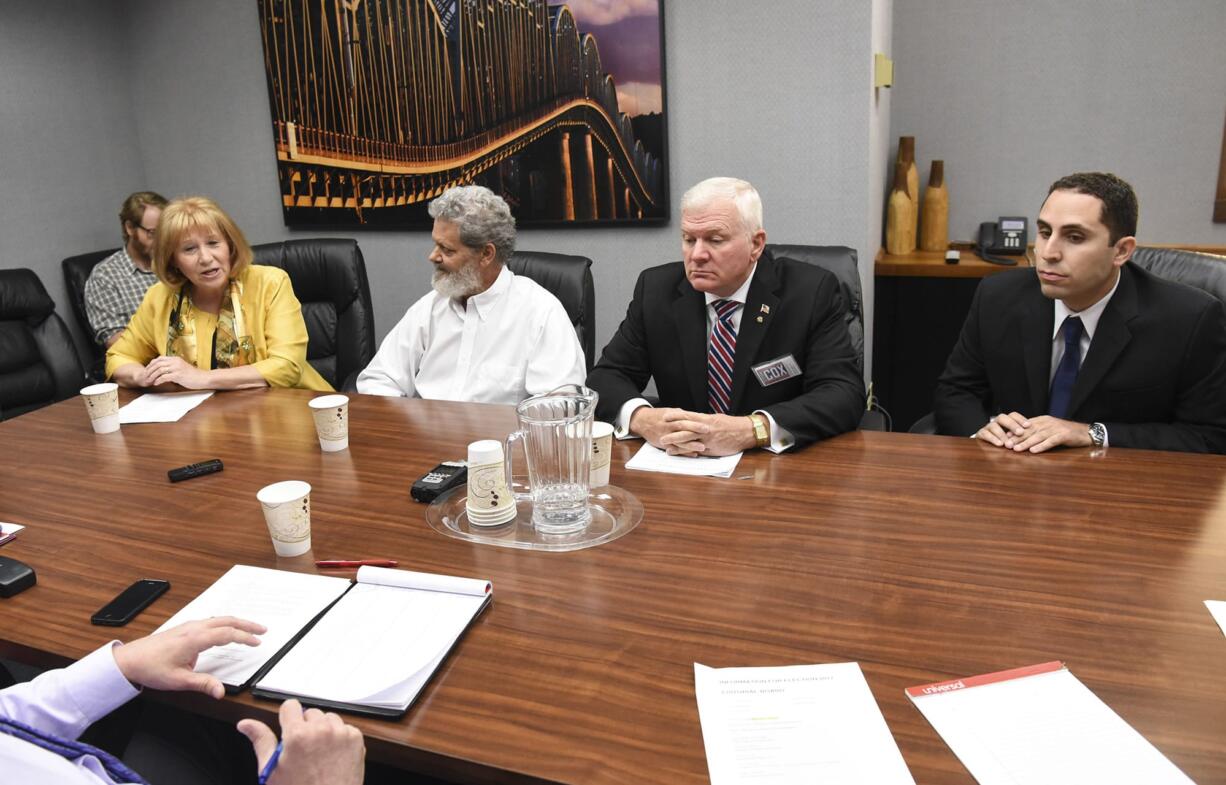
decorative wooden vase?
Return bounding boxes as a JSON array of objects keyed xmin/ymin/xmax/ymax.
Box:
[
  {"xmin": 886, "ymin": 160, "xmax": 916, "ymax": 254},
  {"xmin": 898, "ymin": 136, "xmax": 919, "ymax": 235},
  {"xmin": 920, "ymin": 160, "xmax": 949, "ymax": 251}
]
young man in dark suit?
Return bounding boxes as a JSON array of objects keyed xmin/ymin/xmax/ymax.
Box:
[
  {"xmin": 586, "ymin": 177, "xmax": 864, "ymax": 455},
  {"xmin": 935, "ymin": 172, "xmax": 1226, "ymax": 454}
]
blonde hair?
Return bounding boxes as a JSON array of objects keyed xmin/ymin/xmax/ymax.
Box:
[
  {"xmin": 153, "ymin": 196, "xmax": 253, "ymax": 288},
  {"xmin": 680, "ymin": 177, "xmax": 763, "ymax": 235}
]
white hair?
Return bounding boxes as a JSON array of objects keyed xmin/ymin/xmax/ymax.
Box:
[
  {"xmin": 427, "ymin": 185, "xmax": 516, "ymax": 262},
  {"xmin": 680, "ymin": 177, "xmax": 763, "ymax": 235}
]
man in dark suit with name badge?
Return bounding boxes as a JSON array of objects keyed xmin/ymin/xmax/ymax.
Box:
[
  {"xmin": 587, "ymin": 177, "xmax": 864, "ymax": 455},
  {"xmin": 935, "ymin": 171, "xmax": 1226, "ymax": 454}
]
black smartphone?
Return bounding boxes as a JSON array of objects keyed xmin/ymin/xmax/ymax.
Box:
[{"xmin": 90, "ymin": 579, "xmax": 171, "ymax": 626}]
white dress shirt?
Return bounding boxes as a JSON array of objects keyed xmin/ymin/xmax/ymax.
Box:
[
  {"xmin": 614, "ymin": 263, "xmax": 796, "ymax": 452},
  {"xmin": 357, "ymin": 266, "xmax": 586, "ymax": 404}
]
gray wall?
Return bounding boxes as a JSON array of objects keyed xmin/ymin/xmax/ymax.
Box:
[
  {"xmin": 890, "ymin": 0, "xmax": 1226, "ymax": 245},
  {"xmin": 3, "ymin": 0, "xmax": 880, "ymax": 378},
  {"xmin": 0, "ymin": 2, "xmax": 145, "ymax": 360},
  {"xmin": 123, "ymin": 0, "xmax": 880, "ymax": 366}
]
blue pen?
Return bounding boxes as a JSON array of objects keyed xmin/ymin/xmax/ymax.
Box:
[{"xmin": 258, "ymin": 741, "xmax": 283, "ymax": 785}]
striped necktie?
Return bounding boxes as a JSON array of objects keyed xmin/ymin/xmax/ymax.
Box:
[{"xmin": 708, "ymin": 299, "xmax": 741, "ymax": 414}]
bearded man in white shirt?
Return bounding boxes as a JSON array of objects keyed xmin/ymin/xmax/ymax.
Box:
[{"xmin": 357, "ymin": 185, "xmax": 586, "ymax": 402}]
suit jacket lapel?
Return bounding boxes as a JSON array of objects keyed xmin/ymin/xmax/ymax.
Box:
[
  {"xmin": 671, "ymin": 276, "xmax": 710, "ymax": 409},
  {"xmin": 1068, "ymin": 267, "xmax": 1136, "ymax": 417},
  {"xmin": 729, "ymin": 257, "xmax": 780, "ymax": 410},
  {"xmin": 1020, "ymin": 290, "xmax": 1054, "ymax": 412}
]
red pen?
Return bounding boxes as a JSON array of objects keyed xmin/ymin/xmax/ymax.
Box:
[{"xmin": 315, "ymin": 559, "xmax": 398, "ymax": 568}]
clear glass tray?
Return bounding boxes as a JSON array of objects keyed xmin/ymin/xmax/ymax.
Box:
[{"xmin": 425, "ymin": 484, "xmax": 643, "ymax": 552}]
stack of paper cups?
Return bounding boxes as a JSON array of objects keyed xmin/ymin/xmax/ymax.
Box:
[
  {"xmin": 590, "ymin": 421, "xmax": 614, "ymax": 487},
  {"xmin": 466, "ymin": 440, "xmax": 517, "ymax": 527}
]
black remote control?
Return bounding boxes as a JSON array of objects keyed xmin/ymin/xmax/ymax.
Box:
[{"xmin": 168, "ymin": 459, "xmax": 224, "ymax": 483}]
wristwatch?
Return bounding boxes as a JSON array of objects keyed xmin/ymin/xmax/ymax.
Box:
[
  {"xmin": 748, "ymin": 413, "xmax": 770, "ymax": 448},
  {"xmin": 1088, "ymin": 422, "xmax": 1107, "ymax": 447}
]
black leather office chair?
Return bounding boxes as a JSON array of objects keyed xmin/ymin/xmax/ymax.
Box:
[
  {"xmin": 0, "ymin": 269, "xmax": 86, "ymax": 420},
  {"xmin": 909, "ymin": 247, "xmax": 1226, "ymax": 435},
  {"xmin": 506, "ymin": 250, "xmax": 596, "ymax": 371},
  {"xmin": 1130, "ymin": 247, "xmax": 1226, "ymax": 303},
  {"xmin": 252, "ymin": 239, "xmax": 376, "ymax": 392},
  {"xmin": 61, "ymin": 248, "xmax": 119, "ymax": 382},
  {"xmin": 765, "ymin": 244, "xmax": 885, "ymax": 430}
]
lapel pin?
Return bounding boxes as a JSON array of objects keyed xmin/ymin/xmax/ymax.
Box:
[
  {"xmin": 756, "ymin": 316, "xmax": 764, "ymax": 323},
  {"xmin": 760, "ymin": 304, "xmax": 770, "ymax": 314}
]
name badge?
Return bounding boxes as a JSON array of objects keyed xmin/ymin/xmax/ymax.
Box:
[{"xmin": 751, "ymin": 355, "xmax": 802, "ymax": 387}]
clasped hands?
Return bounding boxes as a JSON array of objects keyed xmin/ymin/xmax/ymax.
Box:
[
  {"xmin": 974, "ymin": 412, "xmax": 1092, "ymax": 454},
  {"xmin": 133, "ymin": 355, "xmax": 212, "ymax": 389},
  {"xmin": 630, "ymin": 406, "xmax": 756, "ymax": 456},
  {"xmin": 113, "ymin": 617, "xmax": 366, "ymax": 785}
]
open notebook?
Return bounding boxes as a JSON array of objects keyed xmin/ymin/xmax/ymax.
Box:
[{"xmin": 156, "ymin": 564, "xmax": 492, "ymax": 718}]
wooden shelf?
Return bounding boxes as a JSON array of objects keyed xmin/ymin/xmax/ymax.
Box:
[{"xmin": 875, "ymin": 242, "xmax": 1030, "ymax": 278}]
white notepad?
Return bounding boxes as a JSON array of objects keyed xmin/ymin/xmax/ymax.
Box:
[
  {"xmin": 155, "ymin": 565, "xmax": 351, "ymax": 689},
  {"xmin": 158, "ymin": 565, "xmax": 491, "ymax": 717},
  {"xmin": 908, "ymin": 662, "xmax": 1194, "ymax": 785},
  {"xmin": 625, "ymin": 443, "xmax": 742, "ymax": 477},
  {"xmin": 253, "ymin": 566, "xmax": 490, "ymax": 713},
  {"xmin": 695, "ymin": 662, "xmax": 915, "ymax": 785},
  {"xmin": 118, "ymin": 391, "xmax": 213, "ymax": 423}
]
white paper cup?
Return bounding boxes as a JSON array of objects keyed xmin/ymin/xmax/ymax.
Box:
[
  {"xmin": 308, "ymin": 394, "xmax": 349, "ymax": 452},
  {"xmin": 590, "ymin": 421, "xmax": 614, "ymax": 487},
  {"xmin": 466, "ymin": 440, "xmax": 516, "ymax": 526},
  {"xmin": 256, "ymin": 480, "xmax": 312, "ymax": 557},
  {"xmin": 80, "ymin": 382, "xmax": 120, "ymax": 434}
]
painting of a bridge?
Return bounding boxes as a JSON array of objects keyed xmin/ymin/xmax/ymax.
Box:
[{"xmin": 258, "ymin": 0, "xmax": 668, "ymax": 227}]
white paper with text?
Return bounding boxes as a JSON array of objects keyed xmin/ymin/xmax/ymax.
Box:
[
  {"xmin": 694, "ymin": 661, "xmax": 914, "ymax": 785},
  {"xmin": 155, "ymin": 565, "xmax": 350, "ymax": 687}
]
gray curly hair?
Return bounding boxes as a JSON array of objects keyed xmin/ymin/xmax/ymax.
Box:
[{"xmin": 427, "ymin": 185, "xmax": 517, "ymax": 263}]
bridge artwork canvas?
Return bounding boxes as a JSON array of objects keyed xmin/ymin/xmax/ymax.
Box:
[{"xmin": 258, "ymin": 0, "xmax": 669, "ymax": 228}]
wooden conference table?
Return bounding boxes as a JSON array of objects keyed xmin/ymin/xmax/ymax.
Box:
[{"xmin": 1, "ymin": 389, "xmax": 1224, "ymax": 784}]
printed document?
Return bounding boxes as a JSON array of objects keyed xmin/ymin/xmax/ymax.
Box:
[
  {"xmin": 119, "ymin": 391, "xmax": 214, "ymax": 423},
  {"xmin": 1207, "ymin": 600, "xmax": 1226, "ymax": 637},
  {"xmin": 694, "ymin": 662, "xmax": 914, "ymax": 785},
  {"xmin": 626, "ymin": 443, "xmax": 742, "ymax": 478},
  {"xmin": 155, "ymin": 565, "xmax": 351, "ymax": 687},
  {"xmin": 908, "ymin": 662, "xmax": 1194, "ymax": 785}
]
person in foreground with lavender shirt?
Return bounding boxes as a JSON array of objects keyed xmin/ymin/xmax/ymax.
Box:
[{"xmin": 0, "ymin": 617, "xmax": 365, "ymax": 785}]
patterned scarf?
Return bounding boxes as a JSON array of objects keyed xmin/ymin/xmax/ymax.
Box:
[{"xmin": 166, "ymin": 280, "xmax": 256, "ymax": 369}]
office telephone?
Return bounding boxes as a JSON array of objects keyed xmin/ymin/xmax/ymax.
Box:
[{"xmin": 976, "ymin": 217, "xmax": 1028, "ymax": 265}]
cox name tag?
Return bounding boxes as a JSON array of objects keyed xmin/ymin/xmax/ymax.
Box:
[{"xmin": 752, "ymin": 355, "xmax": 802, "ymax": 387}]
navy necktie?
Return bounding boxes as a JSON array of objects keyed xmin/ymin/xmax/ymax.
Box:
[
  {"xmin": 0, "ymin": 716, "xmax": 149, "ymax": 785},
  {"xmin": 1048, "ymin": 316, "xmax": 1084, "ymax": 419}
]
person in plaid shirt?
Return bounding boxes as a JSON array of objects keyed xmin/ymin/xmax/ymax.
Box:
[{"xmin": 84, "ymin": 192, "xmax": 168, "ymax": 348}]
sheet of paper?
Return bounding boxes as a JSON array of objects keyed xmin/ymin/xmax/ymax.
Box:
[
  {"xmin": 256, "ymin": 582, "xmax": 487, "ymax": 708},
  {"xmin": 155, "ymin": 565, "xmax": 351, "ymax": 687},
  {"xmin": 0, "ymin": 521, "xmax": 25, "ymax": 546},
  {"xmin": 118, "ymin": 391, "xmax": 214, "ymax": 423},
  {"xmin": 1207, "ymin": 600, "xmax": 1226, "ymax": 637},
  {"xmin": 625, "ymin": 443, "xmax": 742, "ymax": 478},
  {"xmin": 694, "ymin": 662, "xmax": 915, "ymax": 785},
  {"xmin": 908, "ymin": 662, "xmax": 1194, "ymax": 785}
]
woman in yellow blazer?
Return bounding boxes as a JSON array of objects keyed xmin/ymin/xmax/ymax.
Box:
[{"xmin": 107, "ymin": 196, "xmax": 332, "ymax": 391}]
